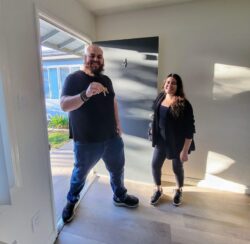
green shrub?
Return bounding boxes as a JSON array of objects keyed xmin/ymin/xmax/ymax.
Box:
[
  {"xmin": 48, "ymin": 115, "xmax": 69, "ymax": 129},
  {"xmin": 48, "ymin": 131, "xmax": 69, "ymax": 149}
]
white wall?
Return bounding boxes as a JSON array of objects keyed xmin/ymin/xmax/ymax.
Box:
[
  {"xmin": 96, "ymin": 0, "xmax": 250, "ymax": 193},
  {"xmin": 0, "ymin": 0, "xmax": 95, "ymax": 243},
  {"xmin": 0, "ymin": 1, "xmax": 249, "ymax": 243}
]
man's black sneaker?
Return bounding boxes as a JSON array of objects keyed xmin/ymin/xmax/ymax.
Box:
[
  {"xmin": 173, "ymin": 189, "xmax": 182, "ymax": 206},
  {"xmin": 113, "ymin": 194, "xmax": 139, "ymax": 208},
  {"xmin": 62, "ymin": 201, "xmax": 76, "ymax": 223},
  {"xmin": 150, "ymin": 189, "xmax": 163, "ymax": 205}
]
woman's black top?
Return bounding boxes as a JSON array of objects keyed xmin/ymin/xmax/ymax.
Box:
[
  {"xmin": 158, "ymin": 105, "xmax": 169, "ymax": 142},
  {"xmin": 151, "ymin": 92, "xmax": 196, "ymax": 159}
]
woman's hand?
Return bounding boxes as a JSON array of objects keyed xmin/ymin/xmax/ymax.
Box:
[
  {"xmin": 180, "ymin": 138, "xmax": 192, "ymax": 162},
  {"xmin": 180, "ymin": 150, "xmax": 188, "ymax": 162}
]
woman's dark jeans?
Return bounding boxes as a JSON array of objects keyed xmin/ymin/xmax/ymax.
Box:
[{"xmin": 151, "ymin": 141, "xmax": 184, "ymax": 188}]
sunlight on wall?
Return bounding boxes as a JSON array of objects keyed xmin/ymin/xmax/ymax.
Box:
[
  {"xmin": 125, "ymin": 107, "xmax": 151, "ymax": 120},
  {"xmin": 205, "ymin": 151, "xmax": 235, "ymax": 174},
  {"xmin": 198, "ymin": 151, "xmax": 248, "ymax": 194},
  {"xmin": 103, "ymin": 47, "xmax": 157, "ymax": 101},
  {"xmin": 198, "ymin": 174, "xmax": 247, "ymax": 194},
  {"xmin": 213, "ymin": 63, "xmax": 250, "ymax": 100}
]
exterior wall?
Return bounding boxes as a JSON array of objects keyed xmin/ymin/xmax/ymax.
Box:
[
  {"xmin": 96, "ymin": 0, "xmax": 250, "ymax": 193},
  {"xmin": 0, "ymin": 0, "xmax": 95, "ymax": 243},
  {"xmin": 42, "ymin": 58, "xmax": 82, "ymax": 99},
  {"xmin": 42, "ymin": 58, "xmax": 83, "ymax": 118}
]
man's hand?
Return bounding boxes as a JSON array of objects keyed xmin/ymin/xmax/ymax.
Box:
[
  {"xmin": 116, "ymin": 125, "xmax": 122, "ymax": 136},
  {"xmin": 86, "ymin": 82, "xmax": 109, "ymax": 97}
]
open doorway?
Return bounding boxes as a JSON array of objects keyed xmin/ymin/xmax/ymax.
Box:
[{"xmin": 38, "ymin": 17, "xmax": 89, "ymax": 223}]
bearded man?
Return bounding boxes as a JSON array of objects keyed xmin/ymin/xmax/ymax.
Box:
[{"xmin": 60, "ymin": 44, "xmax": 139, "ymax": 223}]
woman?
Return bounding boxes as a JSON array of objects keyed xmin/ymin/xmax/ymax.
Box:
[{"xmin": 150, "ymin": 73, "xmax": 195, "ymax": 206}]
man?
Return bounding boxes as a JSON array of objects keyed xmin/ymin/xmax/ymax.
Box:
[{"xmin": 60, "ymin": 44, "xmax": 139, "ymax": 223}]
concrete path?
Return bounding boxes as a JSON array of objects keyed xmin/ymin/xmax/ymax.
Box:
[{"xmin": 50, "ymin": 140, "xmax": 74, "ymax": 222}]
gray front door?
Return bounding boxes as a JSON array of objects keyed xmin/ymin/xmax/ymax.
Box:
[{"xmin": 94, "ymin": 37, "xmax": 159, "ymax": 183}]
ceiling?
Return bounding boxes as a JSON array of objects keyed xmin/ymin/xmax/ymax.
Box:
[
  {"xmin": 77, "ymin": 0, "xmax": 199, "ymax": 16},
  {"xmin": 40, "ymin": 19, "xmax": 87, "ymax": 57},
  {"xmin": 39, "ymin": 0, "xmax": 200, "ymax": 56}
]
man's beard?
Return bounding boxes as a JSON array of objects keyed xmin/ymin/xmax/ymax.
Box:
[{"xmin": 90, "ymin": 62, "xmax": 104, "ymax": 75}]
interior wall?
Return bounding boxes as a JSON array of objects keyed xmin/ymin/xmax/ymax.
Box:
[
  {"xmin": 0, "ymin": 0, "xmax": 95, "ymax": 243},
  {"xmin": 96, "ymin": 0, "xmax": 250, "ymax": 193}
]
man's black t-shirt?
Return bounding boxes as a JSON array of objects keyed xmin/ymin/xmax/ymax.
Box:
[{"xmin": 61, "ymin": 70, "xmax": 117, "ymax": 143}]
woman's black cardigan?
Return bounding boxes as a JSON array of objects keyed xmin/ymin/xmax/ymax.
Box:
[{"xmin": 151, "ymin": 92, "xmax": 195, "ymax": 158}]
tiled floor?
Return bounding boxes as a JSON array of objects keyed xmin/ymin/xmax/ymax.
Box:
[{"xmin": 55, "ymin": 176, "xmax": 250, "ymax": 244}]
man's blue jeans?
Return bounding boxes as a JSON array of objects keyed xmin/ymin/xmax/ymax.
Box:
[{"xmin": 67, "ymin": 135, "xmax": 127, "ymax": 203}]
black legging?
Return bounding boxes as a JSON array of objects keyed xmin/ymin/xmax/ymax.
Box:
[{"xmin": 152, "ymin": 143, "xmax": 184, "ymax": 188}]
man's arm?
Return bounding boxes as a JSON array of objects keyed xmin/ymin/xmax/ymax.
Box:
[
  {"xmin": 114, "ymin": 98, "xmax": 122, "ymax": 136},
  {"xmin": 61, "ymin": 82, "xmax": 107, "ymax": 112},
  {"xmin": 60, "ymin": 94, "xmax": 85, "ymax": 112}
]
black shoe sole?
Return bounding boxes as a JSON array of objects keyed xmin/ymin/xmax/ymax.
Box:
[
  {"xmin": 62, "ymin": 212, "xmax": 75, "ymax": 224},
  {"xmin": 172, "ymin": 201, "xmax": 182, "ymax": 206},
  {"xmin": 62, "ymin": 208, "xmax": 76, "ymax": 224},
  {"xmin": 150, "ymin": 194, "xmax": 163, "ymax": 206},
  {"xmin": 113, "ymin": 201, "xmax": 139, "ymax": 208}
]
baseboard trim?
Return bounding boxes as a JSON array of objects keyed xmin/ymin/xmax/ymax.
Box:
[
  {"xmin": 162, "ymin": 174, "xmax": 250, "ymax": 195},
  {"xmin": 162, "ymin": 174, "xmax": 200, "ymax": 186},
  {"xmin": 48, "ymin": 230, "xmax": 58, "ymax": 244}
]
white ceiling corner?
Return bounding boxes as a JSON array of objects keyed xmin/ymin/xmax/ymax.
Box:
[{"xmin": 76, "ymin": 0, "xmax": 201, "ymax": 16}]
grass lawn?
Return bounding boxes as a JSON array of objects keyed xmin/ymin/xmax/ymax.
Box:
[{"xmin": 48, "ymin": 130, "xmax": 69, "ymax": 149}]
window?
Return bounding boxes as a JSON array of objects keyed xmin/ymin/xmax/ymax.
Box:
[
  {"xmin": 43, "ymin": 68, "xmax": 50, "ymax": 98},
  {"xmin": 43, "ymin": 65, "xmax": 81, "ymax": 99},
  {"xmin": 0, "ymin": 82, "xmax": 13, "ymax": 205},
  {"xmin": 48, "ymin": 68, "xmax": 59, "ymax": 99},
  {"xmin": 70, "ymin": 66, "xmax": 80, "ymax": 73},
  {"xmin": 59, "ymin": 67, "xmax": 70, "ymax": 94}
]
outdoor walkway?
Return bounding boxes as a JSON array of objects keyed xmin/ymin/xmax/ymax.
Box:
[{"xmin": 50, "ymin": 140, "xmax": 74, "ymax": 222}]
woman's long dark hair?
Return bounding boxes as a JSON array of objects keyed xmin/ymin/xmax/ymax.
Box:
[{"xmin": 164, "ymin": 73, "xmax": 186, "ymax": 118}]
